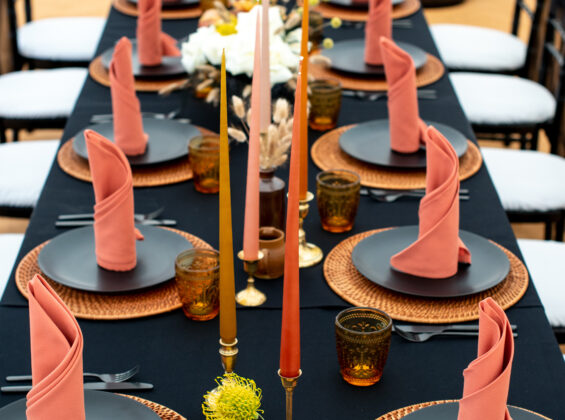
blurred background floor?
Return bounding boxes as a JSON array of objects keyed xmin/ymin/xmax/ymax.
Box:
[{"xmin": 0, "ymin": 0, "xmax": 547, "ymax": 242}]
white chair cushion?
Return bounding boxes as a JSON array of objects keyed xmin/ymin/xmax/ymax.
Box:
[
  {"xmin": 482, "ymin": 148, "xmax": 565, "ymax": 212},
  {"xmin": 517, "ymin": 239, "xmax": 565, "ymax": 327},
  {"xmin": 450, "ymin": 73, "xmax": 556, "ymax": 126},
  {"xmin": 18, "ymin": 17, "xmax": 106, "ymax": 62},
  {"xmin": 0, "ymin": 68, "xmax": 86, "ymax": 119},
  {"xmin": 430, "ymin": 24, "xmax": 526, "ymax": 72},
  {"xmin": 0, "ymin": 140, "xmax": 59, "ymax": 208},
  {"xmin": 0, "ymin": 233, "xmax": 24, "ymax": 299}
]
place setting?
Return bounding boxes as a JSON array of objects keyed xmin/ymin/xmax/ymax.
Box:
[
  {"xmin": 311, "ymin": 0, "xmax": 421, "ymax": 23},
  {"xmin": 18, "ymin": 129, "xmax": 213, "ymax": 320},
  {"xmin": 323, "ymin": 126, "xmax": 529, "ymax": 323},
  {"xmin": 90, "ymin": 0, "xmax": 189, "ymax": 92},
  {"xmin": 113, "ymin": 0, "xmax": 203, "ymax": 23},
  {"xmin": 312, "ymin": 36, "xmax": 482, "ymax": 190},
  {"xmin": 0, "ymin": 274, "xmax": 186, "ymax": 420},
  {"xmin": 64, "ymin": 36, "xmax": 215, "ymax": 187}
]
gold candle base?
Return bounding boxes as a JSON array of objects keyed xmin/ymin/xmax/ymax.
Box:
[
  {"xmin": 219, "ymin": 338, "xmax": 238, "ymax": 374},
  {"xmin": 299, "ymin": 192, "xmax": 323, "ymax": 268},
  {"xmin": 235, "ymin": 250, "xmax": 266, "ymax": 306},
  {"xmin": 278, "ymin": 369, "xmax": 302, "ymax": 420}
]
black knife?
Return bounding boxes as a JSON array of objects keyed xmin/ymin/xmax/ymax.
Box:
[{"xmin": 1, "ymin": 381, "xmax": 154, "ymax": 393}]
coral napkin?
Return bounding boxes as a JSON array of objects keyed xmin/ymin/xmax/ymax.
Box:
[
  {"xmin": 136, "ymin": 0, "xmax": 181, "ymax": 66},
  {"xmin": 26, "ymin": 274, "xmax": 85, "ymax": 420},
  {"xmin": 458, "ymin": 298, "xmax": 514, "ymax": 420},
  {"xmin": 364, "ymin": 0, "xmax": 392, "ymax": 65},
  {"xmin": 85, "ymin": 129, "xmax": 144, "ymax": 271},
  {"xmin": 110, "ymin": 37, "xmax": 148, "ymax": 156},
  {"xmin": 380, "ymin": 37, "xmax": 428, "ymax": 153},
  {"xmin": 390, "ymin": 126, "xmax": 471, "ymax": 278}
]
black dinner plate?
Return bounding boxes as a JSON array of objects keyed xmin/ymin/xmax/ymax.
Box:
[
  {"xmin": 127, "ymin": 0, "xmax": 199, "ymax": 7},
  {"xmin": 328, "ymin": 0, "xmax": 404, "ymax": 8},
  {"xmin": 100, "ymin": 39, "xmax": 185, "ymax": 79},
  {"xmin": 0, "ymin": 390, "xmax": 160, "ymax": 420},
  {"xmin": 322, "ymin": 39, "xmax": 427, "ymax": 77},
  {"xmin": 351, "ymin": 226, "xmax": 510, "ymax": 298},
  {"xmin": 37, "ymin": 226, "xmax": 192, "ymax": 293},
  {"xmin": 73, "ymin": 118, "xmax": 199, "ymax": 167},
  {"xmin": 339, "ymin": 119, "xmax": 468, "ymax": 169},
  {"xmin": 402, "ymin": 402, "xmax": 547, "ymax": 419}
]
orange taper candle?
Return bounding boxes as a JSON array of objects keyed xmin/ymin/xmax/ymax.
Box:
[
  {"xmin": 219, "ymin": 50, "xmax": 237, "ymax": 344},
  {"xmin": 260, "ymin": 1, "xmax": 271, "ymax": 132},
  {"xmin": 280, "ymin": 69, "xmax": 302, "ymax": 378},
  {"xmin": 243, "ymin": 14, "xmax": 262, "ymax": 261},
  {"xmin": 298, "ymin": 0, "xmax": 309, "ymax": 200}
]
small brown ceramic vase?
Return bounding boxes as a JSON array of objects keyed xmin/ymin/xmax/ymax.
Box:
[{"xmin": 255, "ymin": 227, "xmax": 285, "ymax": 280}]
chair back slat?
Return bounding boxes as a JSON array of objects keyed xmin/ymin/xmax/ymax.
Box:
[{"xmin": 522, "ymin": 0, "xmax": 552, "ymax": 80}]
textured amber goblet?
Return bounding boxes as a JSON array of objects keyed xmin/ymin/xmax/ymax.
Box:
[
  {"xmin": 316, "ymin": 169, "xmax": 360, "ymax": 233},
  {"xmin": 308, "ymin": 79, "xmax": 342, "ymax": 131},
  {"xmin": 174, "ymin": 249, "xmax": 220, "ymax": 321},
  {"xmin": 189, "ymin": 136, "xmax": 220, "ymax": 194},
  {"xmin": 335, "ymin": 307, "xmax": 392, "ymax": 386}
]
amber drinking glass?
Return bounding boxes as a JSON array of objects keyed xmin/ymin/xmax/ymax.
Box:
[
  {"xmin": 308, "ymin": 79, "xmax": 342, "ymax": 131},
  {"xmin": 316, "ymin": 169, "xmax": 360, "ymax": 233},
  {"xmin": 174, "ymin": 249, "xmax": 220, "ymax": 321},
  {"xmin": 335, "ymin": 307, "xmax": 392, "ymax": 386},
  {"xmin": 189, "ymin": 136, "xmax": 220, "ymax": 194}
]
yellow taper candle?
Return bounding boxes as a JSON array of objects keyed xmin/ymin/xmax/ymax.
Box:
[
  {"xmin": 219, "ymin": 50, "xmax": 237, "ymax": 344},
  {"xmin": 299, "ymin": 0, "xmax": 309, "ymax": 200}
]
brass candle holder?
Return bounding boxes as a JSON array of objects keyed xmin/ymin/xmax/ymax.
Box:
[
  {"xmin": 299, "ymin": 191, "xmax": 323, "ymax": 268},
  {"xmin": 235, "ymin": 250, "xmax": 266, "ymax": 306},
  {"xmin": 278, "ymin": 369, "xmax": 302, "ymax": 420},
  {"xmin": 219, "ymin": 338, "xmax": 238, "ymax": 374}
]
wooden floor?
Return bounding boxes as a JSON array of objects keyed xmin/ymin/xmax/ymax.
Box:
[{"xmin": 0, "ymin": 0, "xmax": 547, "ymax": 242}]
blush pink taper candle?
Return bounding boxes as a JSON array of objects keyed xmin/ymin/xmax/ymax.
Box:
[
  {"xmin": 243, "ymin": 13, "xmax": 262, "ymax": 261},
  {"xmin": 260, "ymin": 1, "xmax": 271, "ymax": 132},
  {"xmin": 279, "ymin": 69, "xmax": 302, "ymax": 378}
]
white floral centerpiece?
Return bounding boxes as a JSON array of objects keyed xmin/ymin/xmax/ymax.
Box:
[{"xmin": 181, "ymin": 5, "xmax": 302, "ymax": 85}]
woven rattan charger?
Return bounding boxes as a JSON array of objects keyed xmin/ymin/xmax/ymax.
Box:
[
  {"xmin": 310, "ymin": 53, "xmax": 444, "ymax": 91},
  {"xmin": 113, "ymin": 0, "xmax": 202, "ymax": 19},
  {"xmin": 324, "ymin": 228, "xmax": 529, "ymax": 323},
  {"xmin": 311, "ymin": 125, "xmax": 483, "ymax": 190},
  {"xmin": 57, "ymin": 126, "xmax": 216, "ymax": 187},
  {"xmin": 125, "ymin": 395, "xmax": 187, "ymax": 420},
  {"xmin": 313, "ymin": 0, "xmax": 420, "ymax": 21},
  {"xmin": 89, "ymin": 56, "xmax": 189, "ymax": 92},
  {"xmin": 15, "ymin": 228, "xmax": 211, "ymax": 320}
]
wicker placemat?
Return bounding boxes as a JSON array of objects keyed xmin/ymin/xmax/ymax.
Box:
[
  {"xmin": 15, "ymin": 228, "xmax": 212, "ymax": 320},
  {"xmin": 89, "ymin": 55, "xmax": 189, "ymax": 92},
  {"xmin": 310, "ymin": 53, "xmax": 443, "ymax": 91},
  {"xmin": 57, "ymin": 126, "xmax": 216, "ymax": 187},
  {"xmin": 314, "ymin": 0, "xmax": 420, "ymax": 21},
  {"xmin": 113, "ymin": 0, "xmax": 202, "ymax": 19},
  {"xmin": 311, "ymin": 125, "xmax": 482, "ymax": 189},
  {"xmin": 324, "ymin": 228, "xmax": 529, "ymax": 323},
  {"xmin": 125, "ymin": 395, "xmax": 187, "ymax": 420},
  {"xmin": 375, "ymin": 401, "xmax": 551, "ymax": 420}
]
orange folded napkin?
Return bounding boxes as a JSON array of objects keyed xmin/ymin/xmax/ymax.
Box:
[
  {"xmin": 458, "ymin": 298, "xmax": 514, "ymax": 420},
  {"xmin": 380, "ymin": 37, "xmax": 428, "ymax": 154},
  {"xmin": 26, "ymin": 274, "xmax": 85, "ymax": 420},
  {"xmin": 85, "ymin": 129, "xmax": 144, "ymax": 272},
  {"xmin": 390, "ymin": 126, "xmax": 471, "ymax": 278},
  {"xmin": 136, "ymin": 0, "xmax": 181, "ymax": 66},
  {"xmin": 364, "ymin": 0, "xmax": 392, "ymax": 66},
  {"xmin": 110, "ymin": 37, "xmax": 148, "ymax": 156}
]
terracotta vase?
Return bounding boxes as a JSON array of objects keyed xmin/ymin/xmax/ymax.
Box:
[
  {"xmin": 259, "ymin": 168, "xmax": 286, "ymax": 230},
  {"xmin": 256, "ymin": 227, "xmax": 285, "ymax": 279}
]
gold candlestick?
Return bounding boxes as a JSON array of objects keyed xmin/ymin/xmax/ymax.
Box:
[
  {"xmin": 219, "ymin": 338, "xmax": 238, "ymax": 374},
  {"xmin": 299, "ymin": 191, "xmax": 323, "ymax": 268},
  {"xmin": 235, "ymin": 250, "xmax": 266, "ymax": 306},
  {"xmin": 278, "ymin": 369, "xmax": 302, "ymax": 420}
]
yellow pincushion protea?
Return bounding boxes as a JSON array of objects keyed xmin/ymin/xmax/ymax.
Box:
[{"xmin": 203, "ymin": 374, "xmax": 264, "ymax": 420}]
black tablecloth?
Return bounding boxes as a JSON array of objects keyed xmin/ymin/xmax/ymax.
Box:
[{"xmin": 1, "ymin": 6, "xmax": 564, "ymax": 420}]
